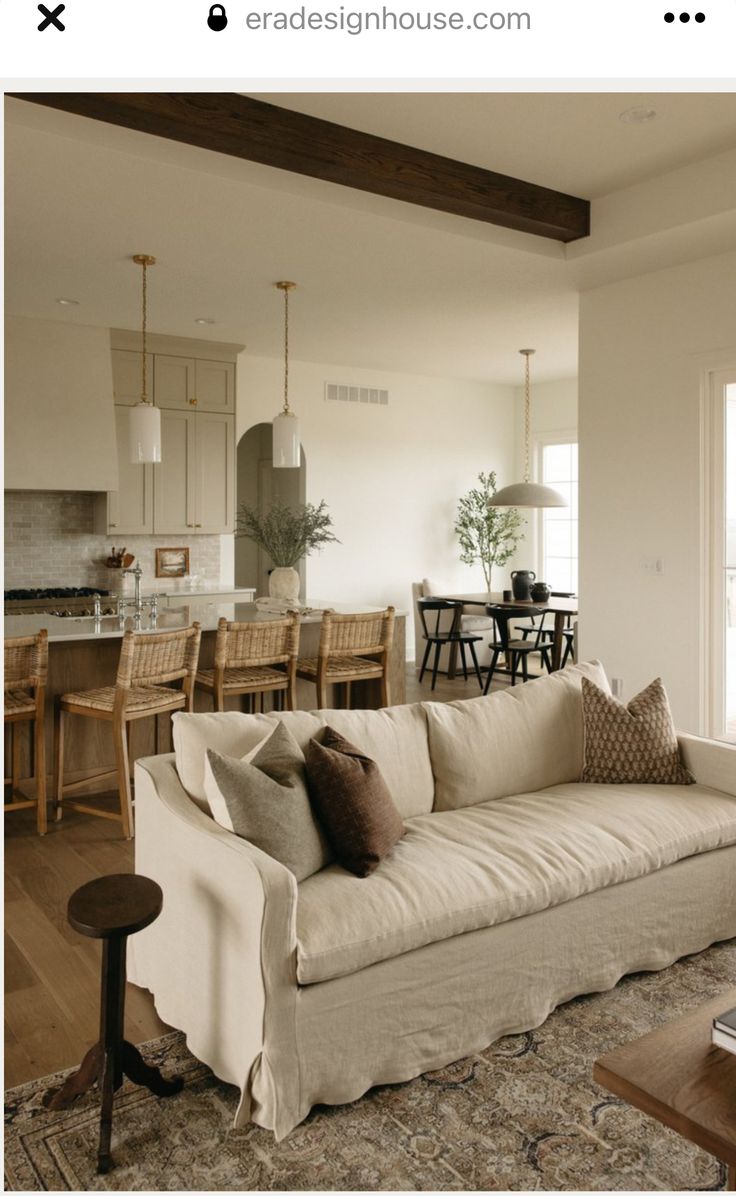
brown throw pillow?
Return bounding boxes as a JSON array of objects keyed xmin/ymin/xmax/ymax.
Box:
[
  {"xmin": 305, "ymin": 726, "xmax": 405, "ymax": 877},
  {"xmin": 581, "ymin": 676, "xmax": 694, "ymax": 785}
]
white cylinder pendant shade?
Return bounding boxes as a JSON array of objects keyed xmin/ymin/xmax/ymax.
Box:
[
  {"xmin": 488, "ymin": 481, "xmax": 567, "ymax": 508},
  {"xmin": 129, "ymin": 403, "xmax": 162, "ymax": 464},
  {"xmin": 272, "ymin": 410, "xmax": 300, "ymax": 469}
]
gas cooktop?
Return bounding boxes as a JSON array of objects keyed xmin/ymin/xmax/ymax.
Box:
[
  {"xmin": 4, "ymin": 587, "xmax": 110, "ymax": 600},
  {"xmin": 4, "ymin": 588, "xmax": 117, "ymax": 617}
]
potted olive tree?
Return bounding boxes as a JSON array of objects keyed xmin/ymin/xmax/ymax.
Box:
[
  {"xmin": 236, "ymin": 498, "xmax": 339, "ymax": 604},
  {"xmin": 454, "ymin": 471, "xmax": 524, "ymax": 594}
]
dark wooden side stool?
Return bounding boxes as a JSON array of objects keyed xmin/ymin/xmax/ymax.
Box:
[{"xmin": 43, "ymin": 874, "xmax": 183, "ymax": 1174}]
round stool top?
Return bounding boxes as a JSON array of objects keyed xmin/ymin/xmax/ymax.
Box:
[{"xmin": 67, "ymin": 874, "xmax": 163, "ymax": 939}]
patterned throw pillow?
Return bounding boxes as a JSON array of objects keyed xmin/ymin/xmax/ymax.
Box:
[
  {"xmin": 581, "ymin": 677, "xmax": 694, "ymax": 785},
  {"xmin": 304, "ymin": 726, "xmax": 405, "ymax": 877},
  {"xmin": 204, "ymin": 721, "xmax": 332, "ymax": 881}
]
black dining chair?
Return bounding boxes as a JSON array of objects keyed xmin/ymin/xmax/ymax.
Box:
[
  {"xmin": 416, "ymin": 599, "xmax": 484, "ymax": 692},
  {"xmin": 483, "ymin": 604, "xmax": 552, "ymax": 693},
  {"xmin": 518, "ymin": 592, "xmax": 577, "ymax": 666}
]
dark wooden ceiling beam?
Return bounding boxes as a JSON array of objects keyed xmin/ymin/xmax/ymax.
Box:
[{"xmin": 12, "ymin": 92, "xmax": 590, "ymax": 243}]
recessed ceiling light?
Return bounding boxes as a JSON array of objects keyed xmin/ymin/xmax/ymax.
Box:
[
  {"xmin": 194, "ymin": 317, "xmax": 216, "ymax": 325},
  {"xmin": 56, "ymin": 297, "xmax": 80, "ymax": 306},
  {"xmin": 619, "ymin": 106, "xmax": 658, "ymax": 124}
]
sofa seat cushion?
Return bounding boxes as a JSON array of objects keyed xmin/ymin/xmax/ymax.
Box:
[{"xmin": 296, "ymin": 781, "xmax": 736, "ymax": 985}]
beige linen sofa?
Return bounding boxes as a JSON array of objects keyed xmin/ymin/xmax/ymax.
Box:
[{"xmin": 129, "ymin": 660, "xmax": 736, "ymax": 1140}]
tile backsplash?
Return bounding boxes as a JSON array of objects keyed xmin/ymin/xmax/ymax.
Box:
[{"xmin": 4, "ymin": 491, "xmax": 222, "ymax": 593}]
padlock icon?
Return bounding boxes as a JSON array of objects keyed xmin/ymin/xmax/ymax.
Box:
[{"xmin": 207, "ymin": 3, "xmax": 228, "ymax": 30}]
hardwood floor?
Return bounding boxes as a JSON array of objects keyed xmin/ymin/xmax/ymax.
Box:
[
  {"xmin": 4, "ymin": 801, "xmax": 171, "ymax": 1088},
  {"xmin": 4, "ymin": 662, "xmax": 511, "ymax": 1089}
]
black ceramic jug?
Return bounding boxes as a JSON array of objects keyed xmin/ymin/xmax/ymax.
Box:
[
  {"xmin": 530, "ymin": 581, "xmax": 552, "ymax": 602},
  {"xmin": 510, "ymin": 570, "xmax": 535, "ymax": 600}
]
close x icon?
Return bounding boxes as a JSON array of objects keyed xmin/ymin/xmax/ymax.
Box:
[{"xmin": 38, "ymin": 3, "xmax": 66, "ymax": 30}]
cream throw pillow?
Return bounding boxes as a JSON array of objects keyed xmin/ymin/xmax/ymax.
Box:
[
  {"xmin": 581, "ymin": 676, "xmax": 694, "ymax": 785},
  {"xmin": 204, "ymin": 722, "xmax": 332, "ymax": 880}
]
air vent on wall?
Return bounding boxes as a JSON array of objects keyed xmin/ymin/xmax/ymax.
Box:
[{"xmin": 325, "ymin": 382, "xmax": 388, "ymax": 406}]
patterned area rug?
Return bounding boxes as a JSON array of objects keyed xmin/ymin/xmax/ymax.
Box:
[{"xmin": 5, "ymin": 940, "xmax": 735, "ymax": 1191}]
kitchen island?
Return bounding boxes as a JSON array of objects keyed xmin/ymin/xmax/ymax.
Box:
[{"xmin": 4, "ymin": 601, "xmax": 406, "ymax": 788}]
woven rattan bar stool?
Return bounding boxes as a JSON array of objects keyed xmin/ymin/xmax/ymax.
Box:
[
  {"xmin": 296, "ymin": 607, "xmax": 395, "ymax": 709},
  {"xmin": 53, "ymin": 623, "xmax": 201, "ymax": 839},
  {"xmin": 195, "ymin": 613, "xmax": 300, "ymax": 712},
  {"xmin": 4, "ymin": 629, "xmax": 49, "ymax": 835}
]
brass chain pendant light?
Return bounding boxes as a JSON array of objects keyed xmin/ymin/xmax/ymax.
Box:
[
  {"xmin": 272, "ymin": 281, "xmax": 300, "ymax": 469},
  {"xmin": 128, "ymin": 254, "xmax": 162, "ymax": 465},
  {"xmin": 489, "ymin": 349, "xmax": 566, "ymax": 509}
]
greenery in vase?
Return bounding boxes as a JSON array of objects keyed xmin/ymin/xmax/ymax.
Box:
[
  {"xmin": 236, "ymin": 499, "xmax": 339, "ymax": 568},
  {"xmin": 454, "ymin": 471, "xmax": 525, "ymax": 593}
]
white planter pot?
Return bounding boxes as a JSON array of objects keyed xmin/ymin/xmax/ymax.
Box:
[{"xmin": 268, "ymin": 567, "xmax": 300, "ymax": 604}]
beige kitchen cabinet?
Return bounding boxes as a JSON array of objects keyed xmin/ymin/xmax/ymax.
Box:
[
  {"xmin": 111, "ymin": 348, "xmax": 153, "ymax": 406},
  {"xmin": 154, "ymin": 354, "xmax": 235, "ymax": 414},
  {"xmin": 94, "ymin": 407, "xmax": 154, "ymax": 534},
  {"xmin": 153, "ymin": 410, "xmax": 234, "ymax": 534}
]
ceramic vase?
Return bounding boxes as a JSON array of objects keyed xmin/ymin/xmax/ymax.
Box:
[{"xmin": 269, "ymin": 567, "xmax": 300, "ymax": 604}]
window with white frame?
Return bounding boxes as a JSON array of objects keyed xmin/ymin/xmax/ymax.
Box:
[{"xmin": 538, "ymin": 440, "xmax": 578, "ymax": 595}]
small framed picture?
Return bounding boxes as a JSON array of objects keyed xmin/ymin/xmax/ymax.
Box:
[{"xmin": 155, "ymin": 547, "xmax": 190, "ymax": 578}]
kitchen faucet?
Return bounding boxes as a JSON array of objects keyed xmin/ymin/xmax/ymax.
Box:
[{"xmin": 119, "ymin": 563, "xmax": 158, "ymax": 622}]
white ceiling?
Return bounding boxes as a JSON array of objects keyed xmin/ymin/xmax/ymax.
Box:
[
  {"xmin": 5, "ymin": 93, "xmax": 736, "ymax": 384},
  {"xmin": 254, "ymin": 92, "xmax": 736, "ymax": 199}
]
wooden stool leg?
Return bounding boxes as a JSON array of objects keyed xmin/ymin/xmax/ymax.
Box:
[
  {"xmin": 112, "ymin": 720, "xmax": 134, "ymax": 841},
  {"xmin": 43, "ymin": 1041, "xmax": 101, "ymax": 1110},
  {"xmin": 12, "ymin": 722, "xmax": 21, "ymax": 794},
  {"xmin": 287, "ymin": 674, "xmax": 297, "ymax": 711},
  {"xmin": 54, "ymin": 706, "xmax": 66, "ymax": 822},
  {"xmin": 380, "ymin": 667, "xmax": 390, "ymax": 709},
  {"xmin": 35, "ymin": 707, "xmax": 47, "ymax": 835},
  {"xmin": 121, "ymin": 1041, "xmax": 183, "ymax": 1097},
  {"xmin": 345, "ymin": 681, "xmax": 352, "ymax": 710},
  {"xmin": 96, "ymin": 932, "xmax": 123, "ymax": 1167},
  {"xmin": 97, "ymin": 935, "xmax": 126, "ymax": 1174},
  {"xmin": 316, "ymin": 679, "xmax": 328, "ymax": 709}
]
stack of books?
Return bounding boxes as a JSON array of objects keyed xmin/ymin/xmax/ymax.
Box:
[{"xmin": 711, "ymin": 1006, "xmax": 736, "ymax": 1056}]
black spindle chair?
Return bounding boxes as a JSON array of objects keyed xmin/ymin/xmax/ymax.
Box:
[
  {"xmin": 416, "ymin": 599, "xmax": 484, "ymax": 692},
  {"xmin": 483, "ymin": 604, "xmax": 552, "ymax": 693}
]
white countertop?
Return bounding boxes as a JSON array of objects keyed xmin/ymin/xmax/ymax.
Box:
[{"xmin": 4, "ymin": 600, "xmax": 404, "ymax": 644}]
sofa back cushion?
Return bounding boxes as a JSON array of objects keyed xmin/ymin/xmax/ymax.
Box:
[
  {"xmin": 425, "ymin": 659, "xmax": 610, "ymax": 811},
  {"xmin": 172, "ymin": 701, "xmax": 434, "ymax": 819}
]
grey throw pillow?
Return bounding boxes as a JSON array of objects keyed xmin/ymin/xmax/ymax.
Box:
[{"xmin": 204, "ymin": 721, "xmax": 332, "ymax": 881}]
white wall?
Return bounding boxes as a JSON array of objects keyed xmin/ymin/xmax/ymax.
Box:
[
  {"xmin": 4, "ymin": 316, "xmax": 117, "ymax": 491},
  {"xmin": 579, "ymin": 249, "xmax": 736, "ymax": 732},
  {"xmin": 228, "ymin": 355, "xmax": 516, "ymax": 653}
]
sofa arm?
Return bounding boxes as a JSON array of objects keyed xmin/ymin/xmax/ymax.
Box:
[
  {"xmin": 128, "ymin": 754, "xmax": 298, "ymax": 1124},
  {"xmin": 678, "ymin": 734, "xmax": 736, "ymax": 797}
]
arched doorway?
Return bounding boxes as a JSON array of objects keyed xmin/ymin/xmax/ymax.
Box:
[{"xmin": 235, "ymin": 423, "xmax": 307, "ymax": 599}]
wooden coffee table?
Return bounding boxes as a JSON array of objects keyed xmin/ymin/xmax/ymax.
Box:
[{"xmin": 594, "ymin": 988, "xmax": 736, "ymax": 1189}]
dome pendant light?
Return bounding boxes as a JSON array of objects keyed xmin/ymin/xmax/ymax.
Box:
[
  {"xmin": 272, "ymin": 281, "xmax": 300, "ymax": 469},
  {"xmin": 489, "ymin": 349, "xmax": 566, "ymax": 509},
  {"xmin": 129, "ymin": 254, "xmax": 162, "ymax": 465}
]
